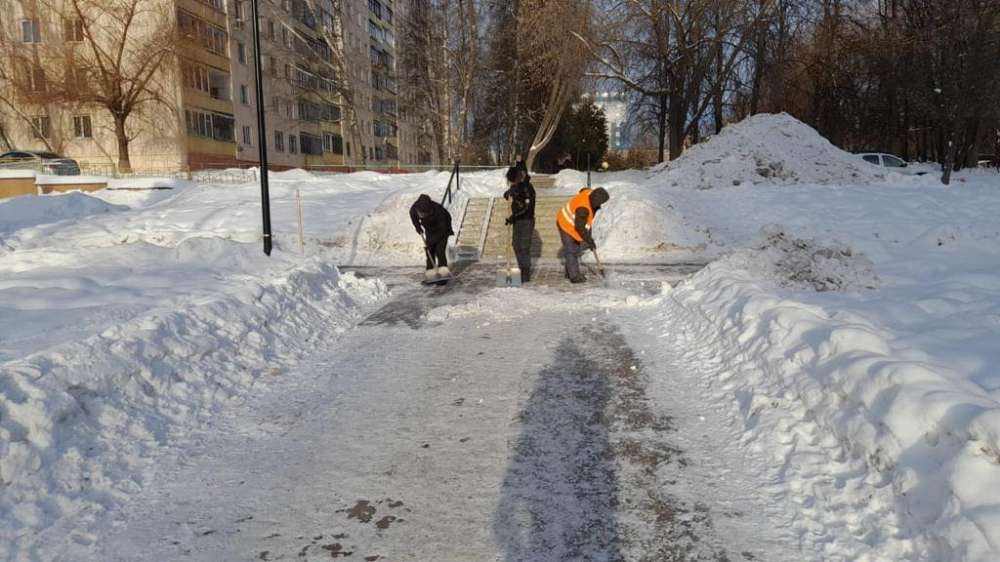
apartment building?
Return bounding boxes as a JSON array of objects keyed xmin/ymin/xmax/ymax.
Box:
[{"xmin": 0, "ymin": 0, "xmax": 430, "ymax": 172}]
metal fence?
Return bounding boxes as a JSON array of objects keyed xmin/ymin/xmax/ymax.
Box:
[{"xmin": 2, "ymin": 155, "xmax": 509, "ymax": 186}]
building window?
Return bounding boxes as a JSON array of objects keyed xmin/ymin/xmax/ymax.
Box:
[
  {"xmin": 177, "ymin": 10, "xmax": 228, "ymax": 56},
  {"xmin": 64, "ymin": 19, "xmax": 84, "ymax": 42},
  {"xmin": 242, "ymin": 125, "xmax": 252, "ymax": 145},
  {"xmin": 267, "ymin": 20, "xmax": 275, "ymax": 41},
  {"xmin": 272, "ymin": 97, "xmax": 280, "ymax": 112},
  {"xmin": 68, "ymin": 68, "xmax": 89, "ymax": 93},
  {"xmin": 204, "ymin": 0, "xmax": 223, "ymax": 10},
  {"xmin": 285, "ymin": 101, "xmax": 293, "ymax": 118},
  {"xmin": 237, "ymin": 42, "xmax": 247, "ymax": 64},
  {"xmin": 323, "ymin": 132, "xmax": 343, "ymax": 154},
  {"xmin": 346, "ymin": 142, "xmax": 350, "ymax": 156},
  {"xmin": 31, "ymin": 116, "xmax": 51, "ymax": 139},
  {"xmin": 282, "ymin": 27, "xmax": 289, "ymax": 47},
  {"xmin": 301, "ymin": 133, "xmax": 323, "ymax": 155},
  {"xmin": 21, "ymin": 19, "xmax": 42, "ymax": 43},
  {"xmin": 288, "ymin": 135, "xmax": 298, "ymax": 154},
  {"xmin": 274, "ymin": 130, "xmax": 284, "ymax": 152},
  {"xmin": 29, "ymin": 66, "xmax": 46, "ymax": 93},
  {"xmin": 73, "ymin": 115, "xmax": 93, "ymax": 138},
  {"xmin": 184, "ymin": 109, "xmax": 235, "ymax": 142},
  {"xmin": 234, "ymin": 0, "xmax": 245, "ymax": 22},
  {"xmin": 240, "ymin": 84, "xmax": 249, "ymax": 104},
  {"xmin": 182, "ymin": 61, "xmax": 210, "ymax": 93}
]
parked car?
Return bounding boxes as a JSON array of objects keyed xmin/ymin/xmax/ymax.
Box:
[
  {"xmin": 0, "ymin": 150, "xmax": 81, "ymax": 175},
  {"xmin": 857, "ymin": 152, "xmax": 927, "ymax": 175}
]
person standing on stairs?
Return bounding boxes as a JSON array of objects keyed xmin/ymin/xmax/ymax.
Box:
[
  {"xmin": 504, "ymin": 154, "xmax": 536, "ymax": 283},
  {"xmin": 556, "ymin": 187, "xmax": 609, "ymax": 283},
  {"xmin": 410, "ymin": 194, "xmax": 454, "ymax": 282}
]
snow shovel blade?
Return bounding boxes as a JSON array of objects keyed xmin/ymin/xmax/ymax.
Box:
[{"xmin": 496, "ymin": 268, "xmax": 512, "ymax": 287}]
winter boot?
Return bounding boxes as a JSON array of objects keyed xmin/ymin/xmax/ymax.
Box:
[
  {"xmin": 569, "ymin": 274, "xmax": 587, "ymax": 284},
  {"xmin": 425, "ymin": 268, "xmax": 438, "ymax": 281},
  {"xmin": 437, "ymin": 266, "xmax": 450, "ymax": 278}
]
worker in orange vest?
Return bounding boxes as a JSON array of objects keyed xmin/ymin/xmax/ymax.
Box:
[{"xmin": 556, "ymin": 187, "xmax": 609, "ymax": 283}]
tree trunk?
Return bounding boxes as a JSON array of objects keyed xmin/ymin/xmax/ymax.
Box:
[
  {"xmin": 0, "ymin": 122, "xmax": 12, "ymax": 151},
  {"xmin": 668, "ymin": 90, "xmax": 685, "ymax": 160},
  {"xmin": 749, "ymin": 24, "xmax": 765, "ymax": 115},
  {"xmin": 657, "ymin": 93, "xmax": 667, "ymax": 163},
  {"xmin": 114, "ymin": 114, "xmax": 132, "ymax": 174},
  {"xmin": 942, "ymin": 122, "xmax": 958, "ymax": 185},
  {"xmin": 713, "ymin": 7, "xmax": 725, "ymax": 133}
]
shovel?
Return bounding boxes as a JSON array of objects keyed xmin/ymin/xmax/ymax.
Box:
[
  {"xmin": 589, "ymin": 247, "xmax": 613, "ymax": 288},
  {"xmin": 496, "ymin": 223, "xmax": 522, "ymax": 287}
]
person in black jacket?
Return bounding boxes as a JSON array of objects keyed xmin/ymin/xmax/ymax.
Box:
[
  {"xmin": 409, "ymin": 194, "xmax": 454, "ymax": 281},
  {"xmin": 503, "ymin": 154, "xmax": 536, "ymax": 282}
]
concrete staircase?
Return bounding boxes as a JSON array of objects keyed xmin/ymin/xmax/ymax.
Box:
[
  {"xmin": 531, "ymin": 175, "xmax": 557, "ymax": 190},
  {"xmin": 456, "ymin": 196, "xmax": 568, "ymax": 261},
  {"xmin": 454, "ymin": 197, "xmax": 493, "ymax": 260}
]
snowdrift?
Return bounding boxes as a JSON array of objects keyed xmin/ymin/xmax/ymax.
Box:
[
  {"xmin": 0, "ymin": 248, "xmax": 386, "ymax": 560},
  {"xmin": 650, "ymin": 113, "xmax": 887, "ymax": 189},
  {"xmin": 645, "ymin": 173, "xmax": 1000, "ymax": 560},
  {"xmin": 0, "ymin": 192, "xmax": 127, "ymax": 236}
]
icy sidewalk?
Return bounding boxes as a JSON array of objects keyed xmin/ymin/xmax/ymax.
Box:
[{"xmin": 80, "ymin": 280, "xmax": 793, "ymax": 562}]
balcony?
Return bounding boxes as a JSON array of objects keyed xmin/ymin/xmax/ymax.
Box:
[{"xmin": 208, "ymin": 69, "xmax": 230, "ymax": 101}]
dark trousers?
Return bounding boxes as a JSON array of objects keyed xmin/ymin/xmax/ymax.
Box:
[
  {"xmin": 559, "ymin": 226, "xmax": 584, "ymax": 279},
  {"xmin": 511, "ymin": 218, "xmax": 534, "ymax": 280},
  {"xmin": 425, "ymin": 236, "xmax": 449, "ymax": 269}
]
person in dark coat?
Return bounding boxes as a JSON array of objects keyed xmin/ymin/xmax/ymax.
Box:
[
  {"xmin": 409, "ymin": 194, "xmax": 454, "ymax": 281},
  {"xmin": 503, "ymin": 154, "xmax": 536, "ymax": 282}
]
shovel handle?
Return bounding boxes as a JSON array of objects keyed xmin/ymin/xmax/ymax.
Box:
[{"xmin": 590, "ymin": 247, "xmax": 605, "ymax": 276}]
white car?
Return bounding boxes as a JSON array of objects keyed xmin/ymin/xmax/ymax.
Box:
[
  {"xmin": 857, "ymin": 152, "xmax": 927, "ymax": 175},
  {"xmin": 0, "ymin": 150, "xmax": 81, "ymax": 175}
]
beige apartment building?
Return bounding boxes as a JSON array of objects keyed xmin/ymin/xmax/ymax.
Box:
[{"xmin": 0, "ymin": 0, "xmax": 432, "ymax": 172}]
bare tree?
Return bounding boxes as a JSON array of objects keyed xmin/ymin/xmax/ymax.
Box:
[
  {"xmin": 16, "ymin": 0, "xmax": 179, "ymax": 172},
  {"xmin": 519, "ymin": 0, "xmax": 593, "ymax": 170},
  {"xmin": 396, "ymin": 0, "xmax": 484, "ymax": 164},
  {"xmin": 579, "ymin": 0, "xmax": 769, "ymax": 161},
  {"xmin": 398, "ymin": 0, "xmax": 452, "ymax": 164}
]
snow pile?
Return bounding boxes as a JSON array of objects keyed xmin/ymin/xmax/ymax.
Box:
[
  {"xmin": 595, "ymin": 190, "xmax": 709, "ymax": 262},
  {"xmin": 0, "ymin": 253, "xmax": 386, "ymax": 560},
  {"xmin": 0, "ymin": 173, "xmax": 409, "ymax": 559},
  {"xmin": 640, "ymin": 170, "xmax": 1000, "ymax": 559},
  {"xmin": 723, "ymin": 225, "xmax": 879, "ymax": 292},
  {"xmin": 651, "ymin": 113, "xmax": 887, "ymax": 189},
  {"xmin": 668, "ymin": 254, "xmax": 1000, "ymax": 560},
  {"xmin": 0, "ymin": 192, "xmax": 127, "ymax": 236},
  {"xmin": 346, "ymin": 169, "xmax": 507, "ymax": 266}
]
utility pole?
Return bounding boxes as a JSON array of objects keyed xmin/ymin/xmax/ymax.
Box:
[{"xmin": 250, "ymin": 0, "xmax": 273, "ymax": 255}]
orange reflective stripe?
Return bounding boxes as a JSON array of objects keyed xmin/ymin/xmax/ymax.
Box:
[{"xmin": 556, "ymin": 188, "xmax": 593, "ymax": 242}]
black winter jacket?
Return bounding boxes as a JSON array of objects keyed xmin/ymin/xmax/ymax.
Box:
[
  {"xmin": 504, "ymin": 160, "xmax": 536, "ymax": 222},
  {"xmin": 409, "ymin": 194, "xmax": 454, "ymax": 245}
]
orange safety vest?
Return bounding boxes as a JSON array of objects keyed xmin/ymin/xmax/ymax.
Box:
[{"xmin": 556, "ymin": 188, "xmax": 594, "ymax": 242}]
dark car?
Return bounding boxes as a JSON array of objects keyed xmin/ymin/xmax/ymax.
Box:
[{"xmin": 0, "ymin": 150, "xmax": 81, "ymax": 175}]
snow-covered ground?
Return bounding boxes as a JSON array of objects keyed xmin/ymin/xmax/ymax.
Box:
[
  {"xmin": 2, "ymin": 112, "xmax": 999, "ymax": 561},
  {"xmin": 588, "ymin": 114, "xmax": 1000, "ymax": 560}
]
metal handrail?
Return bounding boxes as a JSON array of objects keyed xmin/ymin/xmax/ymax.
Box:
[{"xmin": 440, "ymin": 161, "xmax": 460, "ymax": 205}]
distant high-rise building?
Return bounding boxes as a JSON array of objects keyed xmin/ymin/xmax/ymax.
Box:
[{"xmin": 590, "ymin": 91, "xmax": 630, "ymax": 151}]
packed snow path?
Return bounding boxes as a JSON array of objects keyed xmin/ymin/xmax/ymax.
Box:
[{"xmin": 90, "ymin": 264, "xmax": 796, "ymax": 561}]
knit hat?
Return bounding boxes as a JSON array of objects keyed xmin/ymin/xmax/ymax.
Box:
[
  {"xmin": 414, "ymin": 194, "xmax": 433, "ymax": 215},
  {"xmin": 589, "ymin": 187, "xmax": 609, "ymax": 210}
]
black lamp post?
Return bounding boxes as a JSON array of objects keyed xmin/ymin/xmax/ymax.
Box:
[{"xmin": 249, "ymin": 0, "xmax": 273, "ymax": 255}]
